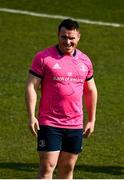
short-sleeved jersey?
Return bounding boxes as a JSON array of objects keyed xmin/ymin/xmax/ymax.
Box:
[{"xmin": 29, "ymin": 45, "xmax": 93, "ymax": 129}]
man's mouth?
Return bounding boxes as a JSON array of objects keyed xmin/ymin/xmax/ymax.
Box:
[{"xmin": 64, "ymin": 44, "xmax": 72, "ymax": 48}]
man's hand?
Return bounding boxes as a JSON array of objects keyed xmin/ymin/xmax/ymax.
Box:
[
  {"xmin": 83, "ymin": 121, "xmax": 95, "ymax": 138},
  {"xmin": 28, "ymin": 117, "xmax": 40, "ymax": 136}
]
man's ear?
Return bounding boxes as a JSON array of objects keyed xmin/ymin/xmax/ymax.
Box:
[{"xmin": 78, "ymin": 31, "xmax": 81, "ymax": 40}]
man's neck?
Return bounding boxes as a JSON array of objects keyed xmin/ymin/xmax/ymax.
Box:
[{"xmin": 57, "ymin": 45, "xmax": 76, "ymax": 56}]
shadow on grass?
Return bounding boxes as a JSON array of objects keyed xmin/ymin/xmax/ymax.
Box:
[
  {"xmin": 0, "ymin": 162, "xmax": 38, "ymax": 172},
  {"xmin": 0, "ymin": 162, "xmax": 123, "ymax": 176},
  {"xmin": 75, "ymin": 164, "xmax": 124, "ymax": 176}
]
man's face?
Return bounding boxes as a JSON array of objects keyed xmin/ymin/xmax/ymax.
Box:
[{"xmin": 58, "ymin": 27, "xmax": 80, "ymax": 55}]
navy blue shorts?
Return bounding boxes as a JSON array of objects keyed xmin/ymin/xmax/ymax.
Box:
[{"xmin": 37, "ymin": 125, "xmax": 83, "ymax": 154}]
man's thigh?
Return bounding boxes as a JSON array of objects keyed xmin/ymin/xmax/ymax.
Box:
[
  {"xmin": 58, "ymin": 151, "xmax": 78, "ymax": 164},
  {"xmin": 38, "ymin": 151, "xmax": 60, "ymax": 167}
]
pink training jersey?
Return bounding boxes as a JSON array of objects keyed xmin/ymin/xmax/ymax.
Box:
[{"xmin": 29, "ymin": 45, "xmax": 93, "ymax": 129}]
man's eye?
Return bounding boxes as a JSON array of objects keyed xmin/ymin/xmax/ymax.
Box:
[
  {"xmin": 69, "ymin": 37, "xmax": 75, "ymax": 40},
  {"xmin": 61, "ymin": 36, "xmax": 67, "ymax": 39},
  {"xmin": 61, "ymin": 36, "xmax": 75, "ymax": 40}
]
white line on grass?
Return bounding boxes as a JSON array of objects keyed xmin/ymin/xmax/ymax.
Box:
[{"xmin": 0, "ymin": 8, "xmax": 123, "ymax": 28}]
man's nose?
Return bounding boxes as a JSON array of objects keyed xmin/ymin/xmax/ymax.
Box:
[{"xmin": 66, "ymin": 38, "xmax": 71, "ymax": 44}]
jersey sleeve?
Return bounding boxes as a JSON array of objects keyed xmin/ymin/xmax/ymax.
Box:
[
  {"xmin": 85, "ymin": 56, "xmax": 94, "ymax": 81},
  {"xmin": 29, "ymin": 52, "xmax": 44, "ymax": 79}
]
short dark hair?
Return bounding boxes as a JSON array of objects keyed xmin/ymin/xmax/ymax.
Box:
[{"xmin": 58, "ymin": 19, "xmax": 79, "ymax": 32}]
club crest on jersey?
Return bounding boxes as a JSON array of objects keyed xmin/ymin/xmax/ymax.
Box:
[
  {"xmin": 52, "ymin": 63, "xmax": 61, "ymax": 69},
  {"xmin": 78, "ymin": 63, "xmax": 87, "ymax": 72}
]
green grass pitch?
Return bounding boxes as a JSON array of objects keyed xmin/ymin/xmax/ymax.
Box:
[{"xmin": 0, "ymin": 0, "xmax": 124, "ymax": 178}]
